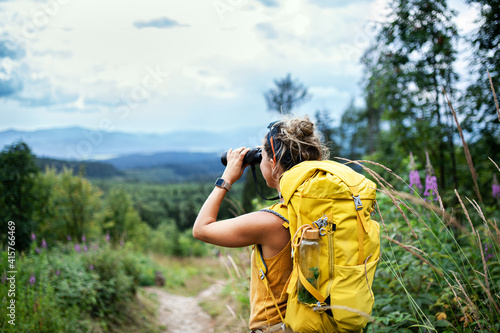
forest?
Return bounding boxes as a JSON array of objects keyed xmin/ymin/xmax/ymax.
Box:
[{"xmin": 1, "ymin": 0, "xmax": 499, "ymax": 332}]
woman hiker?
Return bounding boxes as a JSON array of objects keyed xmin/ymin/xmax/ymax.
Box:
[{"xmin": 193, "ymin": 115, "xmax": 329, "ymax": 333}]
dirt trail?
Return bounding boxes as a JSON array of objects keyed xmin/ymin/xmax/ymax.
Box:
[{"xmin": 143, "ymin": 281, "xmax": 225, "ymax": 333}]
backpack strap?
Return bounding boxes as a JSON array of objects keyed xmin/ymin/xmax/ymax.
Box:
[
  {"xmin": 253, "ymin": 208, "xmax": 290, "ymax": 325},
  {"xmin": 350, "ymin": 186, "xmax": 369, "ymax": 265},
  {"xmin": 260, "ymin": 208, "xmax": 290, "ymax": 229},
  {"xmin": 254, "ymin": 244, "xmax": 285, "ymax": 324},
  {"xmin": 296, "ymin": 263, "xmax": 326, "ymax": 304}
]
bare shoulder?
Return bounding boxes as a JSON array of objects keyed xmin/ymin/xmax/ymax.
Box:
[{"xmin": 251, "ymin": 210, "xmax": 290, "ymax": 257}]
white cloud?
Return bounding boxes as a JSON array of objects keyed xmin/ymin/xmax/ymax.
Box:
[{"xmin": 0, "ymin": 0, "xmax": 474, "ymax": 139}]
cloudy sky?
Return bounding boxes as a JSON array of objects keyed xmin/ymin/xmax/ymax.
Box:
[{"xmin": 0, "ymin": 0, "xmax": 478, "ymax": 135}]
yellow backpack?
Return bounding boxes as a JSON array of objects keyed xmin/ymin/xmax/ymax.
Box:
[{"xmin": 256, "ymin": 160, "xmax": 380, "ymax": 333}]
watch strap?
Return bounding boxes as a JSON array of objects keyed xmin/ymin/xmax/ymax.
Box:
[{"xmin": 215, "ymin": 177, "xmax": 232, "ymax": 191}]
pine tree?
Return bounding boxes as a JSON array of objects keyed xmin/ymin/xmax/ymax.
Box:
[
  {"xmin": 264, "ymin": 73, "xmax": 311, "ymax": 114},
  {"xmin": 462, "ymin": 0, "xmax": 500, "ymax": 161},
  {"xmin": 361, "ymin": 0, "xmax": 460, "ymax": 190}
]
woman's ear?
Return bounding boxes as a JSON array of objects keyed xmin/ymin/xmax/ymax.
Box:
[
  {"xmin": 270, "ymin": 159, "xmax": 282, "ymax": 180},
  {"xmin": 270, "ymin": 158, "xmax": 277, "ymax": 170}
]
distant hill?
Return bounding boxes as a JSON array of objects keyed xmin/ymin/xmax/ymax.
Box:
[
  {"xmin": 35, "ymin": 151, "xmax": 225, "ymax": 183},
  {"xmin": 36, "ymin": 157, "xmax": 126, "ymax": 179},
  {"xmin": 0, "ymin": 126, "xmax": 261, "ymax": 182},
  {"xmin": 0, "ymin": 126, "xmax": 263, "ymax": 160},
  {"xmin": 104, "ymin": 151, "xmax": 222, "ymax": 170},
  {"xmin": 103, "ymin": 151, "xmax": 225, "ymax": 182}
]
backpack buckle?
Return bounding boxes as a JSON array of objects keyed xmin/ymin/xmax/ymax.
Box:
[
  {"xmin": 353, "ymin": 195, "xmax": 363, "ymax": 211},
  {"xmin": 259, "ymin": 269, "xmax": 265, "ymax": 280},
  {"xmin": 313, "ymin": 301, "xmax": 326, "ymax": 312}
]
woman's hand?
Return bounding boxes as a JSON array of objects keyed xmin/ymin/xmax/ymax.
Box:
[{"xmin": 221, "ymin": 147, "xmax": 250, "ymax": 184}]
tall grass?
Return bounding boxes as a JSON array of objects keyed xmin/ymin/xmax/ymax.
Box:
[
  {"xmin": 361, "ymin": 88, "xmax": 500, "ymax": 332},
  {"xmin": 365, "ymin": 180, "xmax": 499, "ymax": 332},
  {"xmin": 217, "ymin": 88, "xmax": 500, "ymax": 332}
]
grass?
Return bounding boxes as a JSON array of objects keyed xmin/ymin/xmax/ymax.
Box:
[
  {"xmin": 361, "ymin": 161, "xmax": 500, "ymax": 332},
  {"xmin": 198, "ymin": 247, "xmax": 252, "ymax": 333},
  {"xmin": 148, "ymin": 253, "xmax": 227, "ymax": 296},
  {"xmin": 145, "ymin": 249, "xmax": 251, "ymax": 333}
]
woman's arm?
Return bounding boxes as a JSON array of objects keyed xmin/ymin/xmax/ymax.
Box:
[
  {"xmin": 193, "ymin": 147, "xmax": 248, "ymax": 242},
  {"xmin": 193, "ymin": 209, "xmax": 284, "ymax": 248}
]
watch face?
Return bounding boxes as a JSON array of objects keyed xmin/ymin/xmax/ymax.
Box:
[{"xmin": 215, "ymin": 178, "xmax": 224, "ymax": 187}]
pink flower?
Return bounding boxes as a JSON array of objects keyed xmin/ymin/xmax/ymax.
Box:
[
  {"xmin": 75, "ymin": 244, "xmax": 81, "ymax": 253},
  {"xmin": 29, "ymin": 275, "xmax": 36, "ymax": 286},
  {"xmin": 41, "ymin": 239, "xmax": 47, "ymax": 249}
]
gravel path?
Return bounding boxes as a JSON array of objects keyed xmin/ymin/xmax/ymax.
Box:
[{"xmin": 143, "ymin": 281, "xmax": 225, "ymax": 333}]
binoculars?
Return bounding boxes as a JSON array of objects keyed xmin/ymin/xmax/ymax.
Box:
[{"xmin": 221, "ymin": 147, "xmax": 262, "ymax": 166}]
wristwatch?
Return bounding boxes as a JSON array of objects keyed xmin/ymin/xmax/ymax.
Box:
[{"xmin": 215, "ymin": 177, "xmax": 232, "ymax": 191}]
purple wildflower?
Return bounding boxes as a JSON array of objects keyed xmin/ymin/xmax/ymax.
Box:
[
  {"xmin": 423, "ymin": 152, "xmax": 438, "ymax": 201},
  {"xmin": 409, "ymin": 170, "xmax": 423, "ymax": 193},
  {"xmin": 89, "ymin": 265, "xmax": 94, "ymax": 270},
  {"xmin": 56, "ymin": 270, "xmax": 60, "ymax": 276},
  {"xmin": 41, "ymin": 239, "xmax": 47, "ymax": 249},
  {"xmin": 105, "ymin": 233, "xmax": 110, "ymax": 242},
  {"xmin": 83, "ymin": 245, "xmax": 88, "ymax": 252},
  {"xmin": 1, "ymin": 275, "xmax": 6, "ymax": 284},
  {"xmin": 35, "ymin": 248, "xmax": 41, "ymax": 254},
  {"xmin": 494, "ymin": 185, "xmax": 500, "ymax": 198},
  {"xmin": 31, "ymin": 233, "xmax": 36, "ymax": 241},
  {"xmin": 29, "ymin": 275, "xmax": 36, "ymax": 286},
  {"xmin": 67, "ymin": 235, "xmax": 72, "ymax": 242},
  {"xmin": 408, "ymin": 152, "xmax": 423, "ymax": 194},
  {"xmin": 82, "ymin": 235, "xmax": 86, "ymax": 243},
  {"xmin": 424, "ymin": 174, "xmax": 438, "ymax": 199},
  {"xmin": 493, "ymin": 175, "xmax": 500, "ymax": 199},
  {"xmin": 74, "ymin": 244, "xmax": 81, "ymax": 253}
]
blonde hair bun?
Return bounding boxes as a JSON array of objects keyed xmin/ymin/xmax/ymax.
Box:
[
  {"xmin": 264, "ymin": 114, "xmax": 330, "ymax": 172},
  {"xmin": 283, "ymin": 116, "xmax": 315, "ymax": 139}
]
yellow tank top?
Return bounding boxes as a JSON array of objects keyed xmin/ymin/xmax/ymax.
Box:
[{"xmin": 249, "ymin": 203, "xmax": 292, "ymax": 331}]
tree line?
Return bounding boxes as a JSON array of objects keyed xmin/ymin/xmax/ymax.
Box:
[{"xmin": 262, "ymin": 0, "xmax": 499, "ymax": 208}]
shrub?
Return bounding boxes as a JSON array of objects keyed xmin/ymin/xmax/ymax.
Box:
[{"xmin": 0, "ymin": 238, "xmax": 160, "ymax": 332}]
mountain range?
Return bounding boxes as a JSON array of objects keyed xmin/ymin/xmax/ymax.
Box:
[{"xmin": 0, "ymin": 126, "xmax": 264, "ymax": 161}]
